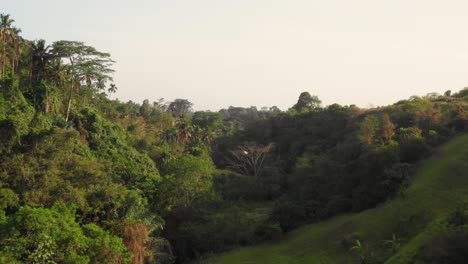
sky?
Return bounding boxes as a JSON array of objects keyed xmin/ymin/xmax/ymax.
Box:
[{"xmin": 3, "ymin": 0, "xmax": 468, "ymax": 111}]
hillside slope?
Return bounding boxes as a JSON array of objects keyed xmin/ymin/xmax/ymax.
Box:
[{"xmin": 207, "ymin": 133, "xmax": 468, "ymax": 264}]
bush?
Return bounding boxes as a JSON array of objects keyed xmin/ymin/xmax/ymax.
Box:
[
  {"xmin": 0, "ymin": 203, "xmax": 129, "ymax": 263},
  {"xmin": 254, "ymin": 222, "xmax": 283, "ymax": 241},
  {"xmin": 416, "ymin": 228, "xmax": 468, "ymax": 264},
  {"xmin": 271, "ymin": 199, "xmax": 313, "ymax": 231},
  {"xmin": 399, "ymin": 138, "xmax": 431, "ymax": 163}
]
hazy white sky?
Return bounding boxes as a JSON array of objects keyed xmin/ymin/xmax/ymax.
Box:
[{"xmin": 4, "ymin": 0, "xmax": 468, "ymax": 110}]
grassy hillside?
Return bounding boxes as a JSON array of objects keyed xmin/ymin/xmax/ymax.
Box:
[{"xmin": 207, "ymin": 133, "xmax": 468, "ymax": 264}]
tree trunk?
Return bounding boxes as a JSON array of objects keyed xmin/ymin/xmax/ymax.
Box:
[
  {"xmin": 65, "ymin": 95, "xmax": 72, "ymax": 122},
  {"xmin": 65, "ymin": 80, "xmax": 74, "ymax": 122},
  {"xmin": 45, "ymin": 96, "xmax": 50, "ymax": 113},
  {"xmin": 1, "ymin": 45, "xmax": 5, "ymax": 76}
]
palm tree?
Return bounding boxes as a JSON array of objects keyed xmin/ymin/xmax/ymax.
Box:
[
  {"xmin": 176, "ymin": 120, "xmax": 193, "ymax": 146},
  {"xmin": 0, "ymin": 14, "xmax": 15, "ymax": 76},
  {"xmin": 44, "ymin": 59, "xmax": 69, "ymax": 114},
  {"xmin": 107, "ymin": 83, "xmax": 117, "ymax": 98},
  {"xmin": 27, "ymin": 40, "xmax": 60, "ymax": 112},
  {"xmin": 0, "ymin": 14, "xmax": 22, "ymax": 76},
  {"xmin": 30, "ymin": 39, "xmax": 52, "ymax": 84},
  {"xmin": 9, "ymin": 26, "xmax": 21, "ymax": 73},
  {"xmin": 47, "ymin": 60, "xmax": 66, "ymax": 85},
  {"xmin": 163, "ymin": 127, "xmax": 178, "ymax": 143}
]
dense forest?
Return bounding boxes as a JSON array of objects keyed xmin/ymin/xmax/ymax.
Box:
[{"xmin": 0, "ymin": 14, "xmax": 467, "ymax": 263}]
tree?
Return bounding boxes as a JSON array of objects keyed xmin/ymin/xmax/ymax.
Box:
[
  {"xmin": 51, "ymin": 40, "xmax": 115, "ymax": 121},
  {"xmin": 108, "ymin": 83, "xmax": 117, "ymax": 97},
  {"xmin": 41, "ymin": 59, "xmax": 67, "ymax": 113},
  {"xmin": 229, "ymin": 143, "xmax": 273, "ymax": 177},
  {"xmin": 0, "ymin": 204, "xmax": 130, "ymax": 263},
  {"xmin": 9, "ymin": 27, "xmax": 21, "ymax": 74},
  {"xmin": 0, "ymin": 14, "xmax": 14, "ymax": 75},
  {"xmin": 29, "ymin": 39, "xmax": 55, "ymax": 112},
  {"xmin": 47, "ymin": 59, "xmax": 67, "ymax": 86},
  {"xmin": 30, "ymin": 39, "xmax": 53, "ymax": 84},
  {"xmin": 269, "ymin": 106, "xmax": 281, "ymax": 113},
  {"xmin": 398, "ymin": 127, "xmax": 430, "ymax": 162},
  {"xmin": 168, "ymin": 98, "xmax": 193, "ymax": 117},
  {"xmin": 0, "ymin": 14, "xmax": 21, "ymax": 76},
  {"xmin": 139, "ymin": 99, "xmax": 153, "ymax": 119},
  {"xmin": 358, "ymin": 115, "xmax": 379, "ymax": 144},
  {"xmin": 381, "ymin": 114, "xmax": 395, "ymax": 141},
  {"xmin": 175, "ymin": 118, "xmax": 194, "ymax": 146},
  {"xmin": 192, "ymin": 111, "xmax": 223, "ymax": 130},
  {"xmin": 157, "ymin": 154, "xmax": 214, "ymax": 210},
  {"xmin": 292, "ymin": 92, "xmax": 321, "ymax": 112},
  {"xmin": 0, "ymin": 188, "xmax": 18, "ymax": 224},
  {"xmin": 453, "ymin": 87, "xmax": 468, "ymax": 98},
  {"xmin": 192, "ymin": 111, "xmax": 224, "ymax": 144}
]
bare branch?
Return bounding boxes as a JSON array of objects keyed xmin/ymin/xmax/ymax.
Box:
[{"xmin": 227, "ymin": 143, "xmax": 273, "ymax": 177}]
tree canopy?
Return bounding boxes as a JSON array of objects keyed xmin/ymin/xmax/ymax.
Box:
[
  {"xmin": 291, "ymin": 91, "xmax": 321, "ymax": 112},
  {"xmin": 0, "ymin": 13, "xmax": 467, "ymax": 264}
]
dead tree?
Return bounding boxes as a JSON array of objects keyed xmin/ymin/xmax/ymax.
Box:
[{"xmin": 228, "ymin": 143, "xmax": 273, "ymax": 177}]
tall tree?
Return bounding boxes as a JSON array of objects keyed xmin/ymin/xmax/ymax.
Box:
[
  {"xmin": 108, "ymin": 83, "xmax": 117, "ymax": 97},
  {"xmin": 9, "ymin": 27, "xmax": 21, "ymax": 73},
  {"xmin": 168, "ymin": 99, "xmax": 193, "ymax": 117},
  {"xmin": 381, "ymin": 114, "xmax": 395, "ymax": 141},
  {"xmin": 359, "ymin": 115, "xmax": 379, "ymax": 144},
  {"xmin": 51, "ymin": 40, "xmax": 115, "ymax": 121},
  {"xmin": 28, "ymin": 39, "xmax": 55, "ymax": 111},
  {"xmin": 292, "ymin": 92, "xmax": 321, "ymax": 112},
  {"xmin": 0, "ymin": 14, "xmax": 21, "ymax": 76},
  {"xmin": 30, "ymin": 39, "xmax": 53, "ymax": 84}
]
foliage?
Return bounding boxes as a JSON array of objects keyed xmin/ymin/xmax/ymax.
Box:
[
  {"xmin": 415, "ymin": 227, "xmax": 468, "ymax": 263},
  {"xmin": 208, "ymin": 134, "xmax": 468, "ymax": 264},
  {"xmin": 291, "ymin": 91, "xmax": 322, "ymax": 112},
  {"xmin": 168, "ymin": 99, "xmax": 193, "ymax": 117},
  {"xmin": 350, "ymin": 240, "xmax": 372, "ymax": 264},
  {"xmin": 156, "ymin": 153, "xmax": 214, "ymax": 211},
  {"xmin": 0, "ymin": 203, "xmax": 129, "ymax": 263},
  {"xmin": 1, "ymin": 13, "xmax": 468, "ymax": 264},
  {"xmin": 383, "ymin": 233, "xmax": 402, "ymax": 254},
  {"xmin": 163, "ymin": 201, "xmax": 273, "ymax": 263}
]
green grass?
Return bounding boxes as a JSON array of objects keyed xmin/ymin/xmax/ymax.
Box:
[{"xmin": 207, "ymin": 134, "xmax": 468, "ymax": 264}]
